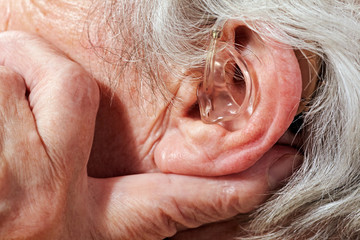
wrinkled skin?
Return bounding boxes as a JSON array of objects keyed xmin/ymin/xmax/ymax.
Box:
[{"xmin": 0, "ymin": 1, "xmax": 301, "ymax": 239}]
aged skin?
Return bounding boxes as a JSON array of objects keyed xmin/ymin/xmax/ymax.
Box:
[
  {"xmin": 0, "ymin": 0, "xmax": 306, "ymax": 177},
  {"xmin": 0, "ymin": 0, "xmax": 167, "ymax": 177},
  {"xmin": 0, "ymin": 0, "xmax": 303, "ymax": 239},
  {"xmin": 0, "ymin": 1, "xmax": 205, "ymax": 177}
]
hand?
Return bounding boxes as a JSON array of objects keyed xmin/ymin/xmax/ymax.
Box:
[{"xmin": 0, "ymin": 31, "xmax": 300, "ymax": 240}]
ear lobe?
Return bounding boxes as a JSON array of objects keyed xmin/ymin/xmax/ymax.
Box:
[{"xmin": 154, "ymin": 22, "xmax": 302, "ymax": 176}]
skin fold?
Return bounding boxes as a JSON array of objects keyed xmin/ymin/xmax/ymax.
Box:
[
  {"xmin": 0, "ymin": 0, "xmax": 304, "ymax": 239},
  {"xmin": 0, "ymin": 1, "xmax": 306, "ymax": 177}
]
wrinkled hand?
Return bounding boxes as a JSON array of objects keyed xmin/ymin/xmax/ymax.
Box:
[{"xmin": 0, "ymin": 32, "xmax": 300, "ymax": 240}]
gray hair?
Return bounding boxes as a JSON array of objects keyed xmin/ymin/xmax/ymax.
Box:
[{"xmin": 89, "ymin": 0, "xmax": 360, "ymax": 239}]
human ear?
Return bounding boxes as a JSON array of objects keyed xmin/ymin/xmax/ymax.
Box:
[{"xmin": 154, "ymin": 21, "xmax": 302, "ymax": 176}]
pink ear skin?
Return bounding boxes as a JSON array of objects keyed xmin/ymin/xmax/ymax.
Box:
[{"xmin": 154, "ymin": 23, "xmax": 302, "ymax": 176}]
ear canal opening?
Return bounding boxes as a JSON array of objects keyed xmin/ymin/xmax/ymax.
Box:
[
  {"xmin": 234, "ymin": 26, "xmax": 252, "ymax": 50},
  {"xmin": 186, "ymin": 102, "xmax": 201, "ymax": 119}
]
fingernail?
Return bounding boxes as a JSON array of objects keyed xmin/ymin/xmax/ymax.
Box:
[{"xmin": 268, "ymin": 154, "xmax": 303, "ymax": 189}]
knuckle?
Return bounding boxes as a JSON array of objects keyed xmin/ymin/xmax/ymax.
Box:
[
  {"xmin": 0, "ymin": 31, "xmax": 28, "ymax": 46},
  {"xmin": 0, "ymin": 30, "xmax": 35, "ymax": 41},
  {"xmin": 60, "ymin": 64, "xmax": 100, "ymax": 110},
  {"xmin": 212, "ymin": 184, "xmax": 242, "ymax": 215},
  {"xmin": 0, "ymin": 31, "xmax": 45, "ymax": 48},
  {"xmin": 213, "ymin": 182, "xmax": 265, "ymax": 215},
  {"xmin": 0, "ymin": 31, "xmax": 40, "ymax": 59},
  {"xmin": 155, "ymin": 198, "xmax": 183, "ymax": 237},
  {"xmin": 233, "ymin": 185, "xmax": 268, "ymax": 213}
]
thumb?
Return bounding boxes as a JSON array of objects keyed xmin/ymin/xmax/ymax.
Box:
[
  {"xmin": 0, "ymin": 31, "xmax": 99, "ymax": 172},
  {"xmin": 88, "ymin": 146, "xmax": 302, "ymax": 240}
]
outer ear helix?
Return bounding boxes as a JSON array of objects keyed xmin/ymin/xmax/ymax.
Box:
[
  {"xmin": 197, "ymin": 19, "xmax": 258, "ymax": 131},
  {"xmin": 154, "ymin": 20, "xmax": 302, "ymax": 176}
]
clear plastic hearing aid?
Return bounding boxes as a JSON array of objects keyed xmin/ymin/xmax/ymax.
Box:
[{"xmin": 197, "ymin": 20, "xmax": 257, "ymax": 130}]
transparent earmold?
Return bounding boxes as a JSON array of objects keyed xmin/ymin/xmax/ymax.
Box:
[{"xmin": 197, "ymin": 20, "xmax": 257, "ymax": 130}]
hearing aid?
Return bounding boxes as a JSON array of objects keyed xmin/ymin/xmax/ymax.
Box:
[
  {"xmin": 197, "ymin": 20, "xmax": 322, "ymax": 132},
  {"xmin": 197, "ymin": 19, "xmax": 257, "ymax": 130}
]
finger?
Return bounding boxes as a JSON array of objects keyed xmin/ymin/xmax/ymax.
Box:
[
  {"xmin": 0, "ymin": 31, "xmax": 99, "ymax": 171},
  {"xmin": 88, "ymin": 147, "xmax": 302, "ymax": 239},
  {"xmin": 0, "ymin": 66, "xmax": 68, "ymax": 238},
  {"xmin": 0, "ymin": 66, "xmax": 49, "ymax": 174}
]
